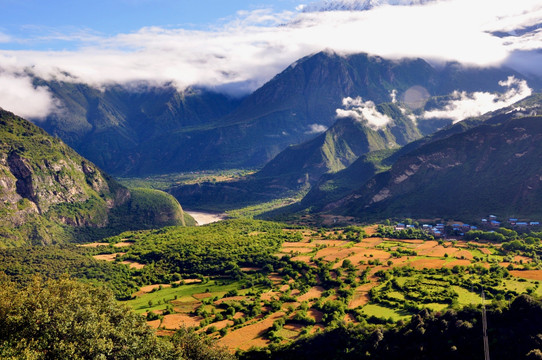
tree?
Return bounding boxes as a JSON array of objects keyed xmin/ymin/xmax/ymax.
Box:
[
  {"xmin": 0, "ymin": 274, "xmax": 172, "ymax": 359},
  {"xmin": 0, "ymin": 274, "xmax": 234, "ymax": 360}
]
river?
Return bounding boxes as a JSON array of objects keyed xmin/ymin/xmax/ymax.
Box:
[{"xmin": 185, "ymin": 210, "xmax": 228, "ymax": 225}]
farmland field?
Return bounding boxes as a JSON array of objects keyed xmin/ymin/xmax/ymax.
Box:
[{"xmin": 81, "ymin": 221, "xmax": 542, "ymax": 351}]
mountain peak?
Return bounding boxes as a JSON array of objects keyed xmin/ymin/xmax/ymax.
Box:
[{"xmin": 301, "ymin": 0, "xmax": 435, "ymax": 13}]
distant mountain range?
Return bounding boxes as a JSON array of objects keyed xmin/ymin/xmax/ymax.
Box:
[
  {"xmin": 34, "ymin": 51, "xmax": 539, "ymax": 176},
  {"xmin": 170, "ymin": 101, "xmax": 426, "ymax": 209},
  {"xmin": 0, "ymin": 109, "xmax": 192, "ymax": 247},
  {"xmin": 310, "ymin": 94, "xmax": 542, "ymax": 221},
  {"xmin": 302, "ymin": 0, "xmax": 434, "ymax": 12}
]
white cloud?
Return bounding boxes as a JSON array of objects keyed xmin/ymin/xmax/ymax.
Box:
[
  {"xmin": 336, "ymin": 96, "xmax": 392, "ymax": 128},
  {"xmin": 390, "ymin": 89, "xmax": 398, "ymax": 104},
  {"xmin": 0, "ymin": 73, "xmax": 59, "ymax": 119},
  {"xmin": 0, "ymin": 32, "xmax": 11, "ymax": 43},
  {"xmin": 0, "ymin": 0, "xmax": 540, "ymax": 118},
  {"xmin": 423, "ymin": 76, "xmax": 532, "ymax": 123},
  {"xmin": 306, "ymin": 123, "xmax": 328, "ymax": 133}
]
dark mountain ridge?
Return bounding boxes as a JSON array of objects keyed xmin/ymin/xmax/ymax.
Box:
[
  {"xmin": 33, "ymin": 51, "xmax": 539, "ymax": 176},
  {"xmin": 324, "ymin": 94, "xmax": 542, "ymax": 221}
]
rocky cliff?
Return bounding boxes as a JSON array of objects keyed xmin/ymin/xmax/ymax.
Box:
[{"xmin": 0, "ymin": 109, "xmax": 188, "ymax": 246}]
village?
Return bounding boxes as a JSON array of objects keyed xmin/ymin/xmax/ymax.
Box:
[{"xmin": 394, "ymin": 214, "xmax": 541, "ymax": 239}]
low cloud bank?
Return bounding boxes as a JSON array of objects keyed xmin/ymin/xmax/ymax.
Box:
[
  {"xmin": 423, "ymin": 76, "xmax": 532, "ymax": 123},
  {"xmin": 336, "ymin": 96, "xmax": 392, "ymax": 128},
  {"xmin": 0, "ymin": 73, "xmax": 58, "ymax": 119},
  {"xmin": 306, "ymin": 124, "xmax": 328, "ymax": 134}
]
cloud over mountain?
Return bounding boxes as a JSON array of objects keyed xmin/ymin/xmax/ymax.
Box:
[
  {"xmin": 0, "ymin": 72, "xmax": 59, "ymax": 119},
  {"xmin": 423, "ymin": 77, "xmax": 533, "ymax": 122},
  {"xmin": 336, "ymin": 97, "xmax": 392, "ymax": 128},
  {"xmin": 0, "ymin": 0, "xmax": 541, "ymax": 118}
]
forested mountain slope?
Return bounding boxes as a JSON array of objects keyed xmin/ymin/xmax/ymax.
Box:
[{"xmin": 0, "ymin": 109, "xmax": 191, "ymax": 246}]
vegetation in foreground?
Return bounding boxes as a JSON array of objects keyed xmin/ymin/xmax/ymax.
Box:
[
  {"xmin": 239, "ymin": 294, "xmax": 542, "ymax": 360},
  {"xmin": 0, "ymin": 275, "xmax": 234, "ymax": 360},
  {"xmin": 4, "ymin": 219, "xmax": 542, "ymax": 358}
]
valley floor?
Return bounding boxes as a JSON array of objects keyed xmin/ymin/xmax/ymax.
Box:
[{"xmin": 89, "ymin": 224, "xmax": 541, "ymax": 352}]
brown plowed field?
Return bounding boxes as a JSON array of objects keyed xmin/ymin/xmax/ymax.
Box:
[
  {"xmin": 113, "ymin": 241, "xmax": 135, "ymax": 247},
  {"xmin": 93, "ymin": 253, "xmax": 124, "ymax": 261},
  {"xmin": 297, "ymin": 286, "xmax": 325, "ymax": 302},
  {"xmin": 510, "ymin": 270, "xmax": 542, "ymax": 280},
  {"xmin": 80, "ymin": 242, "xmax": 109, "ymax": 247},
  {"xmin": 121, "ymin": 260, "xmax": 145, "ymax": 269},
  {"xmin": 161, "ymin": 313, "xmax": 203, "ymax": 329},
  {"xmin": 218, "ymin": 312, "xmax": 285, "ymax": 351},
  {"xmin": 348, "ymin": 282, "xmax": 375, "ymax": 309}
]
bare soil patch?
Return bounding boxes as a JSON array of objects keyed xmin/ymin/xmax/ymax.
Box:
[
  {"xmin": 357, "ymin": 237, "xmax": 384, "ymax": 248},
  {"xmin": 364, "ymin": 225, "xmax": 378, "ymax": 236},
  {"xmin": 193, "ymin": 292, "xmax": 214, "ymax": 300},
  {"xmin": 400, "ymin": 239, "xmax": 424, "ymax": 244},
  {"xmin": 219, "ymin": 312, "xmax": 285, "ymax": 351},
  {"xmin": 147, "ymin": 319, "xmax": 161, "ymax": 329},
  {"xmin": 203, "ymin": 319, "xmax": 234, "ymax": 332},
  {"xmin": 510, "ymin": 270, "xmax": 542, "ymax": 281},
  {"xmin": 135, "ymin": 284, "xmax": 171, "ymax": 296},
  {"xmin": 260, "ymin": 291, "xmax": 280, "ymax": 302},
  {"xmin": 409, "ymin": 258, "xmax": 447, "ymax": 269},
  {"xmin": 333, "ymin": 248, "xmax": 391, "ymax": 268},
  {"xmin": 171, "ymin": 299, "xmax": 201, "ymax": 313},
  {"xmin": 161, "ymin": 313, "xmax": 203, "ymax": 329},
  {"xmin": 415, "ymin": 241, "xmax": 439, "ymax": 251},
  {"xmin": 312, "ymin": 240, "xmax": 349, "ymax": 247},
  {"xmin": 175, "ymin": 278, "xmax": 202, "ymax": 285},
  {"xmin": 445, "ymin": 259, "xmax": 472, "ymax": 268},
  {"xmin": 80, "ymin": 242, "xmax": 109, "ymax": 247},
  {"xmin": 315, "ymin": 247, "xmax": 356, "ymax": 262},
  {"xmin": 121, "ymin": 260, "xmax": 145, "ymax": 269},
  {"xmin": 514, "ymin": 255, "xmax": 532, "ymax": 263},
  {"xmin": 291, "ymin": 255, "xmax": 312, "ymax": 263},
  {"xmin": 282, "ymin": 247, "xmax": 314, "ymax": 254},
  {"xmin": 113, "ymin": 241, "xmax": 135, "ymax": 248},
  {"xmin": 281, "ymin": 242, "xmax": 316, "ymax": 248},
  {"xmin": 268, "ymin": 274, "xmax": 283, "ymax": 284},
  {"xmin": 240, "ymin": 267, "xmax": 262, "ymax": 272},
  {"xmin": 297, "ymin": 286, "xmax": 325, "ymax": 302},
  {"xmin": 348, "ymin": 282, "xmax": 374, "ymax": 309},
  {"xmin": 215, "ymin": 296, "xmax": 248, "ymax": 305},
  {"xmin": 421, "ymin": 245, "xmax": 459, "ymax": 257},
  {"xmin": 455, "ymin": 249, "xmax": 474, "ymax": 260},
  {"xmin": 93, "ymin": 253, "xmax": 124, "ymax": 261},
  {"xmin": 308, "ymin": 309, "xmax": 323, "ymax": 323}
]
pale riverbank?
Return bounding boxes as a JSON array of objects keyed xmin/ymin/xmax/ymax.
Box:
[{"xmin": 185, "ymin": 211, "xmax": 227, "ymax": 225}]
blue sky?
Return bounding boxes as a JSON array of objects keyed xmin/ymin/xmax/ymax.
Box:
[{"xmin": 0, "ymin": 0, "xmax": 301, "ymax": 50}]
